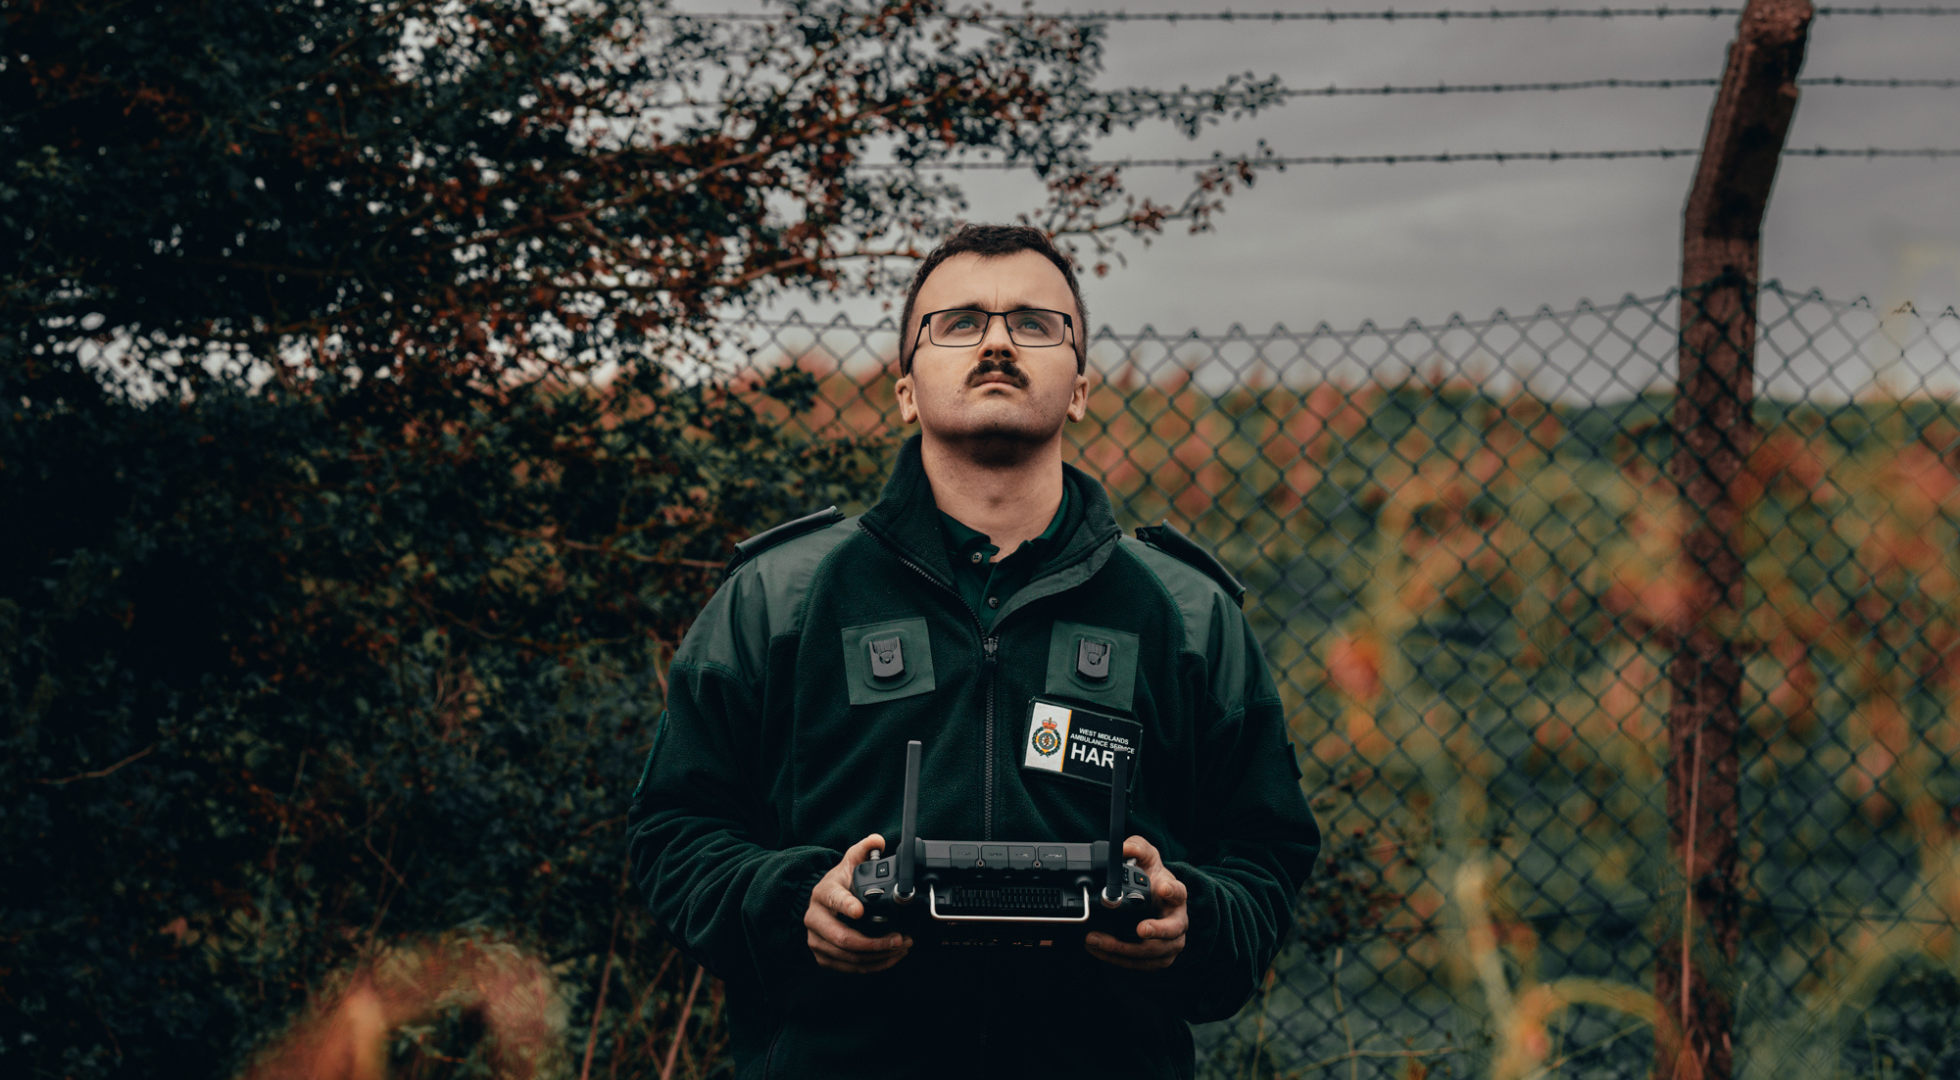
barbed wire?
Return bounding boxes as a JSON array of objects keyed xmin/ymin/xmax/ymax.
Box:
[
  {"xmin": 673, "ymin": 6, "xmax": 1960, "ymax": 22},
  {"xmin": 860, "ymin": 146, "xmax": 1960, "ymax": 169},
  {"xmin": 1018, "ymin": 4, "xmax": 1957, "ymax": 17},
  {"xmin": 1277, "ymin": 75, "xmax": 1959, "ymax": 94},
  {"xmin": 643, "ymin": 75, "xmax": 1956, "ymax": 111},
  {"xmin": 1794, "ymin": 75, "xmax": 1960, "ymax": 87}
]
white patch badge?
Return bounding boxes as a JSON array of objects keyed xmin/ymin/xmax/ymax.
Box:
[
  {"xmin": 1023, "ymin": 700, "xmax": 1073, "ymax": 773},
  {"xmin": 1020, "ymin": 697, "xmax": 1141, "ymax": 789}
]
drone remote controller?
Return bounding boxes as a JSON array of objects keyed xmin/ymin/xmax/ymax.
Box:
[{"xmin": 848, "ymin": 740, "xmax": 1153, "ymax": 948}]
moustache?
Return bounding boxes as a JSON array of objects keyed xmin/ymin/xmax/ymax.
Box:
[{"xmin": 966, "ymin": 359, "xmax": 1030, "ymax": 389}]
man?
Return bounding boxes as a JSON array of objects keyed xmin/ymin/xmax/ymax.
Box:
[{"xmin": 627, "ymin": 225, "xmax": 1319, "ymax": 1078}]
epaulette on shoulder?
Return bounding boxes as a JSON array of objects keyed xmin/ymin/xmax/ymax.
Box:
[
  {"xmin": 1133, "ymin": 521, "xmax": 1247, "ymax": 607},
  {"xmin": 725, "ymin": 506, "xmax": 846, "ymax": 579}
]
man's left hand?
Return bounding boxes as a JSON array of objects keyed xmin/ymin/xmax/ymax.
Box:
[{"xmin": 1084, "ymin": 835, "xmax": 1187, "ymax": 971}]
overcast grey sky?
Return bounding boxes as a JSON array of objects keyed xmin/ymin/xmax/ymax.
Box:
[{"xmin": 706, "ymin": 1, "xmax": 1959, "ymax": 334}]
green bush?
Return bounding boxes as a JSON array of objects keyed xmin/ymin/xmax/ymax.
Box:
[{"xmin": 0, "ymin": 356, "xmax": 888, "ymax": 1077}]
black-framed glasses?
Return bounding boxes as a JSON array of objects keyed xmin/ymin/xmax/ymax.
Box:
[{"xmin": 915, "ymin": 308, "xmax": 1074, "ymax": 351}]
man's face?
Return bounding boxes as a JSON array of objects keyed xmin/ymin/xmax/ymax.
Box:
[{"xmin": 895, "ymin": 250, "xmax": 1089, "ymax": 459}]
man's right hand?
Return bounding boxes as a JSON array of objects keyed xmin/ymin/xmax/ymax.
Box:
[{"xmin": 805, "ymin": 833, "xmax": 913, "ymax": 973}]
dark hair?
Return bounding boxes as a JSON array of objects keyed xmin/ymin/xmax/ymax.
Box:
[{"xmin": 898, "ymin": 224, "xmax": 1088, "ymax": 374}]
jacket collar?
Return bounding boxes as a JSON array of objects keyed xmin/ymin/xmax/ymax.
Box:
[{"xmin": 859, "ymin": 434, "xmax": 1123, "ymax": 600}]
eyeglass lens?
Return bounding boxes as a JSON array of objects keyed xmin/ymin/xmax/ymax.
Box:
[{"xmin": 927, "ymin": 309, "xmax": 1069, "ymax": 348}]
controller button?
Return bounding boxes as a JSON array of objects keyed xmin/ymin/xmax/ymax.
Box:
[
  {"xmin": 875, "ymin": 861, "xmax": 890, "ymax": 878},
  {"xmin": 950, "ymin": 844, "xmax": 979, "ymax": 866}
]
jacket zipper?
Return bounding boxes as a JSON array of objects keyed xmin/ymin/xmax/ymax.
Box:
[
  {"xmin": 876, "ymin": 538, "xmax": 1002, "ymax": 840},
  {"xmin": 980, "ymin": 634, "xmax": 999, "ymax": 839}
]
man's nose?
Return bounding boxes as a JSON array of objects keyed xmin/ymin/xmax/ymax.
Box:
[{"xmin": 978, "ymin": 313, "xmax": 1017, "ymax": 359}]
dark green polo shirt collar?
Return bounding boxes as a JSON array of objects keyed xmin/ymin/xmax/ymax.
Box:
[{"xmin": 937, "ymin": 484, "xmax": 1071, "ymax": 632}]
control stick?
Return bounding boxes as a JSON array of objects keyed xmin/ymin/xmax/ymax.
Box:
[
  {"xmin": 1103, "ymin": 747, "xmax": 1130, "ymax": 905},
  {"xmin": 894, "ymin": 739, "xmax": 920, "ymax": 903}
]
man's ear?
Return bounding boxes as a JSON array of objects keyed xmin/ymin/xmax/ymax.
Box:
[
  {"xmin": 1066, "ymin": 371, "xmax": 1090, "ymax": 423},
  {"xmin": 894, "ymin": 370, "xmax": 920, "ymax": 425}
]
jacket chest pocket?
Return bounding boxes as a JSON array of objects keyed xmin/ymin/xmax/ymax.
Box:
[
  {"xmin": 840, "ymin": 618, "xmax": 937, "ymax": 705},
  {"xmin": 1043, "ymin": 621, "xmax": 1139, "ymax": 713}
]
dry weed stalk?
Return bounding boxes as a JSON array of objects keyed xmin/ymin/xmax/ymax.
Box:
[
  {"xmin": 237, "ymin": 933, "xmax": 570, "ymax": 1080},
  {"xmin": 1451, "ymin": 859, "xmax": 1684, "ymax": 1080}
]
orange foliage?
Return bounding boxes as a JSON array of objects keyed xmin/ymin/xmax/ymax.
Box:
[
  {"xmin": 1328, "ymin": 634, "xmax": 1383, "ymax": 704},
  {"xmin": 238, "ymin": 935, "xmax": 566, "ymax": 1080},
  {"xmin": 1602, "ymin": 567, "xmax": 1692, "ymax": 639}
]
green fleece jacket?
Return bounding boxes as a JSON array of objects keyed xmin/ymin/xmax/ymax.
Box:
[{"xmin": 627, "ymin": 437, "xmax": 1320, "ymax": 1079}]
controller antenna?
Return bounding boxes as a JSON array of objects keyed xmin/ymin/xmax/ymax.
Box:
[
  {"xmin": 894, "ymin": 740, "xmax": 921, "ymax": 903},
  {"xmin": 1103, "ymin": 747, "xmax": 1130, "ymax": 904}
]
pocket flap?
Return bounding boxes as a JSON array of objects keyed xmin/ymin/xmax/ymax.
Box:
[
  {"xmin": 1044, "ymin": 621, "xmax": 1139, "ymax": 712},
  {"xmin": 841, "ymin": 618, "xmax": 936, "ymax": 705}
]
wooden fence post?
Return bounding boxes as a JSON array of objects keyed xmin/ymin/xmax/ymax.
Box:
[{"xmin": 1660, "ymin": 1, "xmax": 1812, "ymax": 1078}]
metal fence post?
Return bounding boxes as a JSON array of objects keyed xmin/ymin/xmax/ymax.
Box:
[{"xmin": 1661, "ymin": 1, "xmax": 1812, "ymax": 1077}]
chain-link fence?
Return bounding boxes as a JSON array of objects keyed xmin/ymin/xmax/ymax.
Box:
[{"xmin": 723, "ymin": 283, "xmax": 1960, "ymax": 1079}]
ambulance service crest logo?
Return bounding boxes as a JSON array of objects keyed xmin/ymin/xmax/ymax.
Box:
[{"xmin": 1031, "ymin": 718, "xmax": 1063, "ymax": 757}]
